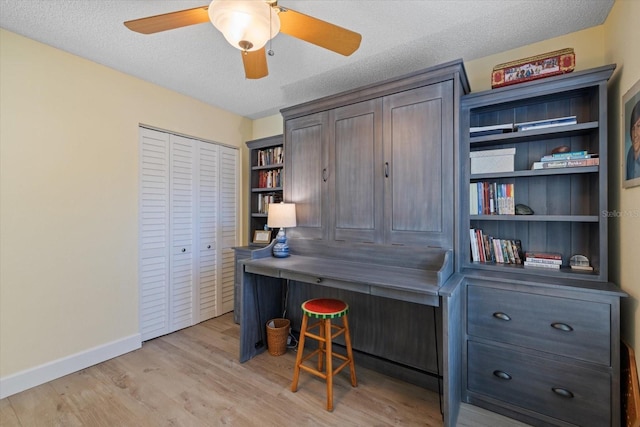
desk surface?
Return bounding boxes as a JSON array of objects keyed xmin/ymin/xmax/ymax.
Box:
[{"xmin": 243, "ymin": 254, "xmax": 443, "ymax": 305}]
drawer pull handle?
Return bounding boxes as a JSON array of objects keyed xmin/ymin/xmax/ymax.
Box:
[
  {"xmin": 552, "ymin": 387, "xmax": 574, "ymax": 398},
  {"xmin": 493, "ymin": 312, "xmax": 511, "ymax": 321},
  {"xmin": 493, "ymin": 370, "xmax": 512, "ymax": 380},
  {"xmin": 316, "ymin": 278, "xmax": 322, "ymax": 284},
  {"xmin": 551, "ymin": 322, "xmax": 573, "ymax": 332},
  {"xmin": 182, "ymin": 248, "xmax": 186, "ymax": 253}
]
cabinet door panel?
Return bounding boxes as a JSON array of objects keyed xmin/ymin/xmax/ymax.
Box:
[
  {"xmin": 384, "ymin": 81, "xmax": 454, "ymax": 247},
  {"xmin": 332, "ymin": 99, "xmax": 383, "ymax": 243},
  {"xmin": 285, "ymin": 112, "xmax": 329, "ymax": 240}
]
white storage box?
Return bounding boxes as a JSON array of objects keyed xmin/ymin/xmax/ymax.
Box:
[{"xmin": 470, "ymin": 148, "xmax": 516, "ymax": 174}]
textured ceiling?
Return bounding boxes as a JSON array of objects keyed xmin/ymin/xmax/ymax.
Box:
[{"xmin": 0, "ymin": 0, "xmax": 613, "ymax": 119}]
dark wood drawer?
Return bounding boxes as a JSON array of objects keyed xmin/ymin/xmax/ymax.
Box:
[
  {"xmin": 467, "ymin": 285, "xmax": 610, "ymax": 365},
  {"xmin": 468, "ymin": 341, "xmax": 611, "ymax": 427}
]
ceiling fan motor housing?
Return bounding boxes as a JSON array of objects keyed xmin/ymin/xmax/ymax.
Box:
[{"xmin": 208, "ymin": 0, "xmax": 280, "ymax": 51}]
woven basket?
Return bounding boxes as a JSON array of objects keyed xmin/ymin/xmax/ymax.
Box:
[{"xmin": 266, "ymin": 318, "xmax": 290, "ymax": 356}]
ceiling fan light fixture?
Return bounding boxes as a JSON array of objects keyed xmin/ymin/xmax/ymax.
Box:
[{"xmin": 208, "ymin": 0, "xmax": 280, "ymax": 52}]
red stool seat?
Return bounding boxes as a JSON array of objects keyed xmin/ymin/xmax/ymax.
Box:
[{"xmin": 291, "ymin": 298, "xmax": 357, "ymax": 411}]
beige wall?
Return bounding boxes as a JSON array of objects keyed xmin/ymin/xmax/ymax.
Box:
[
  {"xmin": 1, "ymin": 0, "xmax": 638, "ymax": 390},
  {"xmin": 603, "ymin": 0, "xmax": 640, "ymax": 351},
  {"xmin": 0, "ymin": 29, "xmax": 252, "ymax": 377}
]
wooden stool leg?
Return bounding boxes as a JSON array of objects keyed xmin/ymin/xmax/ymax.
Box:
[
  {"xmin": 291, "ymin": 314, "xmax": 309, "ymax": 392},
  {"xmin": 342, "ymin": 314, "xmax": 357, "ymax": 387},
  {"xmin": 317, "ymin": 319, "xmax": 325, "ymax": 372},
  {"xmin": 325, "ymin": 317, "xmax": 334, "ymax": 411}
]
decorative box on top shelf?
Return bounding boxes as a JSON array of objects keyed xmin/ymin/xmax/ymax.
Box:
[
  {"xmin": 491, "ymin": 48, "xmax": 575, "ymax": 89},
  {"xmin": 470, "ymin": 148, "xmax": 516, "ymax": 174}
]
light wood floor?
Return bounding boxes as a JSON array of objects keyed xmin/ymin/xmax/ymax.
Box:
[{"xmin": 1, "ymin": 313, "xmax": 529, "ymax": 426}]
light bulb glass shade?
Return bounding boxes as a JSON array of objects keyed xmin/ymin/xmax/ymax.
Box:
[
  {"xmin": 267, "ymin": 203, "xmax": 297, "ymax": 228},
  {"xmin": 208, "ymin": 0, "xmax": 280, "ymax": 52}
]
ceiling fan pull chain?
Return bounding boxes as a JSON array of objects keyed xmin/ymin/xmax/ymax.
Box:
[{"xmin": 268, "ymin": 4, "xmax": 275, "ymax": 56}]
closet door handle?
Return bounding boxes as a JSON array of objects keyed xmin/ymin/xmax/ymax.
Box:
[
  {"xmin": 551, "ymin": 322, "xmax": 573, "ymax": 332},
  {"xmin": 493, "ymin": 370, "xmax": 512, "ymax": 380},
  {"xmin": 493, "ymin": 312, "xmax": 511, "ymax": 321},
  {"xmin": 551, "ymin": 387, "xmax": 574, "ymax": 398},
  {"xmin": 384, "ymin": 162, "xmax": 389, "ymax": 178},
  {"xmin": 322, "ymin": 168, "xmax": 328, "ymax": 182}
]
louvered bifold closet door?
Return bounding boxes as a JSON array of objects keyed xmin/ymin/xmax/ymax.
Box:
[
  {"xmin": 139, "ymin": 128, "xmax": 171, "ymax": 341},
  {"xmin": 218, "ymin": 146, "xmax": 238, "ymax": 315},
  {"xmin": 169, "ymin": 135, "xmax": 196, "ymax": 332},
  {"xmin": 197, "ymin": 141, "xmax": 219, "ymax": 321}
]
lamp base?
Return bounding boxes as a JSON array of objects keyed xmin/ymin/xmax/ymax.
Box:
[
  {"xmin": 272, "ymin": 228, "xmax": 290, "ymax": 258},
  {"xmin": 272, "ymin": 242, "xmax": 290, "ymax": 258}
]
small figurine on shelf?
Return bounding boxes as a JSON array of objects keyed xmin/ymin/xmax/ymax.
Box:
[{"xmin": 570, "ymin": 254, "xmax": 594, "ymax": 271}]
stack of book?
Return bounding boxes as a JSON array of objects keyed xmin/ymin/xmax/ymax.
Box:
[
  {"xmin": 515, "ymin": 115, "xmax": 576, "ymax": 131},
  {"xmin": 469, "ymin": 228, "xmax": 523, "ymax": 264},
  {"xmin": 531, "ymin": 150, "xmax": 599, "ymax": 170},
  {"xmin": 524, "ymin": 252, "xmax": 562, "ymax": 269},
  {"xmin": 470, "ymin": 182, "xmax": 515, "ymax": 215},
  {"xmin": 470, "ymin": 123, "xmax": 514, "ymax": 137}
]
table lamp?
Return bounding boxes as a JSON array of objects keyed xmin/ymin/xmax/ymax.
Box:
[{"xmin": 267, "ymin": 202, "xmax": 296, "ymax": 258}]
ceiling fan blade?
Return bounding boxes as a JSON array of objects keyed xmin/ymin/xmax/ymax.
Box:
[
  {"xmin": 278, "ymin": 7, "xmax": 361, "ymax": 56},
  {"xmin": 242, "ymin": 48, "xmax": 269, "ymax": 79},
  {"xmin": 124, "ymin": 6, "xmax": 210, "ymax": 34}
]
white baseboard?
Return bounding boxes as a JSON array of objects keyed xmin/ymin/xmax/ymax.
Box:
[{"xmin": 0, "ymin": 333, "xmax": 141, "ymax": 399}]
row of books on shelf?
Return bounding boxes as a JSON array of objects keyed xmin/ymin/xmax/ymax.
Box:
[
  {"xmin": 470, "ymin": 228, "xmax": 568, "ymax": 270},
  {"xmin": 470, "ymin": 115, "xmax": 577, "ymax": 137},
  {"xmin": 530, "ymin": 150, "xmax": 599, "ymax": 170},
  {"xmin": 257, "ymin": 147, "xmax": 284, "ymax": 166},
  {"xmin": 469, "ymin": 229, "xmax": 523, "ymax": 264},
  {"xmin": 256, "ymin": 193, "xmax": 282, "ymax": 214},
  {"xmin": 257, "ymin": 169, "xmax": 282, "ymax": 188},
  {"xmin": 470, "ymin": 182, "xmax": 515, "ymax": 215}
]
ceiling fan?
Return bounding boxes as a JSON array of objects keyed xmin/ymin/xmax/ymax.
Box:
[{"xmin": 124, "ymin": 0, "xmax": 362, "ymax": 79}]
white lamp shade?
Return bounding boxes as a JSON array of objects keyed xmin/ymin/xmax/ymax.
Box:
[
  {"xmin": 267, "ymin": 203, "xmax": 297, "ymax": 228},
  {"xmin": 208, "ymin": 0, "xmax": 280, "ymax": 52}
]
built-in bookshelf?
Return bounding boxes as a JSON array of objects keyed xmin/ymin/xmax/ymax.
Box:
[
  {"xmin": 459, "ymin": 64, "xmax": 615, "ymax": 281},
  {"xmin": 246, "ymin": 135, "xmax": 283, "ymax": 246}
]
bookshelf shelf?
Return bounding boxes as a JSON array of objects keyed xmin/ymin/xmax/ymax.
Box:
[
  {"xmin": 470, "ymin": 214, "xmax": 600, "ymax": 222},
  {"xmin": 469, "ymin": 121, "xmax": 599, "ymax": 147},
  {"xmin": 251, "ymin": 187, "xmax": 283, "ymax": 193},
  {"xmin": 471, "ymin": 166, "xmax": 598, "ymax": 179}
]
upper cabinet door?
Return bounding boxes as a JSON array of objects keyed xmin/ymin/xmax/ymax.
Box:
[
  {"xmin": 331, "ymin": 98, "xmax": 384, "ymax": 243},
  {"xmin": 285, "ymin": 112, "xmax": 329, "ymax": 240},
  {"xmin": 383, "ymin": 80, "xmax": 454, "ymax": 248}
]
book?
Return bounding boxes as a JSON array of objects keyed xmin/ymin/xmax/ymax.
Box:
[
  {"xmin": 524, "ymin": 261, "xmax": 561, "ymax": 269},
  {"xmin": 525, "ymin": 251, "xmax": 562, "ymax": 260},
  {"xmin": 516, "ymin": 116, "xmax": 577, "ymax": 131},
  {"xmin": 525, "ymin": 257, "xmax": 562, "ymax": 265},
  {"xmin": 470, "ymin": 123, "xmax": 514, "ymax": 137},
  {"xmin": 531, "ymin": 158, "xmax": 599, "ymax": 170},
  {"xmin": 540, "ymin": 151, "xmax": 593, "ymax": 161}
]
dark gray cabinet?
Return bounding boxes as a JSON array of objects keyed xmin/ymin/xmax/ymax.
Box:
[
  {"xmin": 284, "ymin": 112, "xmax": 328, "ymax": 240},
  {"xmin": 459, "ymin": 65, "xmax": 627, "ymax": 426},
  {"xmin": 283, "ymin": 60, "xmax": 465, "ymax": 249},
  {"xmin": 463, "ymin": 276, "xmax": 624, "ymax": 427}
]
